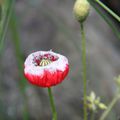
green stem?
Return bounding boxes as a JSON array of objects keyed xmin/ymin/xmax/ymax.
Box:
[
  {"xmin": 95, "ymin": 0, "xmax": 120, "ymax": 22},
  {"xmin": 9, "ymin": 7, "xmax": 27, "ymax": 90},
  {"xmin": 88, "ymin": 0, "xmax": 120, "ymax": 40},
  {"xmin": 9, "ymin": 8, "xmax": 29, "ymax": 120},
  {"xmin": 48, "ymin": 88, "xmax": 57, "ymax": 120},
  {"xmin": 80, "ymin": 23, "xmax": 87, "ymax": 120},
  {"xmin": 0, "ymin": 0, "xmax": 14, "ymax": 54},
  {"xmin": 90, "ymin": 111, "xmax": 95, "ymax": 120},
  {"xmin": 99, "ymin": 94, "xmax": 120, "ymax": 120}
]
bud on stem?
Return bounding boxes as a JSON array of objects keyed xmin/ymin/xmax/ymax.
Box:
[{"xmin": 73, "ymin": 0, "xmax": 90, "ymax": 23}]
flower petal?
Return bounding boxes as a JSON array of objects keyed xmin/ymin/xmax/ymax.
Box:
[{"xmin": 24, "ymin": 51, "xmax": 69, "ymax": 87}]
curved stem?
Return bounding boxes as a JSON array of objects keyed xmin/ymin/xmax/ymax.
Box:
[
  {"xmin": 80, "ymin": 23, "xmax": 87, "ymax": 120},
  {"xmin": 99, "ymin": 94, "xmax": 120, "ymax": 120},
  {"xmin": 48, "ymin": 88, "xmax": 57, "ymax": 120},
  {"xmin": 95, "ymin": 0, "xmax": 120, "ymax": 22}
]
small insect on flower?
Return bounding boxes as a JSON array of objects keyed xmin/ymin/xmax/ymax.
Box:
[{"xmin": 24, "ymin": 50, "xmax": 69, "ymax": 87}]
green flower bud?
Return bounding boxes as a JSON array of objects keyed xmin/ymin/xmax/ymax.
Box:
[
  {"xmin": 87, "ymin": 91, "xmax": 107, "ymax": 111},
  {"xmin": 73, "ymin": 0, "xmax": 90, "ymax": 23},
  {"xmin": 98, "ymin": 103, "xmax": 107, "ymax": 110}
]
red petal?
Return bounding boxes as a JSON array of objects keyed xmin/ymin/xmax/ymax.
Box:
[{"xmin": 24, "ymin": 65, "xmax": 69, "ymax": 88}]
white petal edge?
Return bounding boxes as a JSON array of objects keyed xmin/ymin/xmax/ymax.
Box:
[{"xmin": 24, "ymin": 51, "xmax": 69, "ymax": 76}]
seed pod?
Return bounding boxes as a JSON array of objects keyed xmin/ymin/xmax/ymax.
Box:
[{"xmin": 73, "ymin": 0, "xmax": 90, "ymax": 23}]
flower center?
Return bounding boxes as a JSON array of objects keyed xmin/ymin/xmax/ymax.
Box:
[
  {"xmin": 33, "ymin": 53, "xmax": 58, "ymax": 66},
  {"xmin": 39, "ymin": 58, "xmax": 52, "ymax": 66}
]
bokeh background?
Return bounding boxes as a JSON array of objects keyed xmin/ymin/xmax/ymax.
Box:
[{"xmin": 0, "ymin": 0, "xmax": 120, "ymax": 120}]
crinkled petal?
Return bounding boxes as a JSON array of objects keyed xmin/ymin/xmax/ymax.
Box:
[{"xmin": 24, "ymin": 51, "xmax": 69, "ymax": 87}]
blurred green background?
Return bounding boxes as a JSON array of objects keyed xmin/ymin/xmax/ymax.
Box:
[{"xmin": 0, "ymin": 0, "xmax": 120, "ymax": 120}]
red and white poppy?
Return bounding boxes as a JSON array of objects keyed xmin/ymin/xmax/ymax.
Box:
[{"xmin": 24, "ymin": 50, "xmax": 69, "ymax": 87}]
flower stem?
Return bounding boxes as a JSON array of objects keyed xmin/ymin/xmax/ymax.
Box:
[
  {"xmin": 80, "ymin": 23, "xmax": 87, "ymax": 120},
  {"xmin": 95, "ymin": 0, "xmax": 120, "ymax": 22},
  {"xmin": 90, "ymin": 111, "xmax": 95, "ymax": 120},
  {"xmin": 48, "ymin": 88, "xmax": 57, "ymax": 120},
  {"xmin": 99, "ymin": 94, "xmax": 120, "ymax": 120}
]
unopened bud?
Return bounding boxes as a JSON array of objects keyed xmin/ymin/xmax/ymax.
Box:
[{"xmin": 73, "ymin": 0, "xmax": 90, "ymax": 23}]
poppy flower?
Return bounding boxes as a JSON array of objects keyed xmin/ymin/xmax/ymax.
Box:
[{"xmin": 24, "ymin": 50, "xmax": 69, "ymax": 87}]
